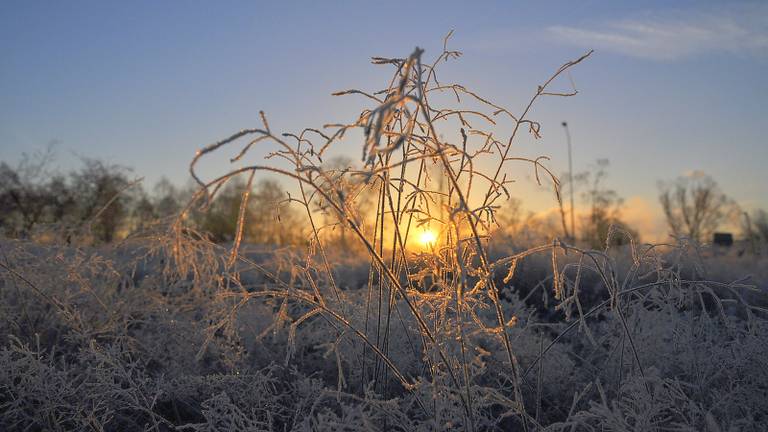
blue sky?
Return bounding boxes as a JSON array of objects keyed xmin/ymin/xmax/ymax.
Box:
[{"xmin": 1, "ymin": 1, "xmax": 766, "ymax": 238}]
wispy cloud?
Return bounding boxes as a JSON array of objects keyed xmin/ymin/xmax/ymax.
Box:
[{"xmin": 549, "ymin": 6, "xmax": 768, "ymax": 60}]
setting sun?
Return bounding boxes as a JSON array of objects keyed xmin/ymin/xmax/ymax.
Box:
[{"xmin": 418, "ymin": 229, "xmax": 438, "ymax": 248}]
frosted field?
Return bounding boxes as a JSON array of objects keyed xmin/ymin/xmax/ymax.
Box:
[{"xmin": 1, "ymin": 235, "xmax": 766, "ymax": 431}]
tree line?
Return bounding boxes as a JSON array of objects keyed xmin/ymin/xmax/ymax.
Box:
[
  {"xmin": 504, "ymin": 159, "xmax": 766, "ymax": 251},
  {"xmin": 0, "ymin": 149, "xmax": 305, "ymax": 245},
  {"xmin": 1, "ymin": 149, "xmax": 765, "ymax": 251}
]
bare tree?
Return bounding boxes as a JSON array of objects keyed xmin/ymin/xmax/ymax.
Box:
[
  {"xmin": 191, "ymin": 176, "xmax": 302, "ymax": 245},
  {"xmin": 0, "ymin": 146, "xmax": 69, "ymax": 237},
  {"xmin": 152, "ymin": 177, "xmax": 184, "ymax": 217},
  {"xmin": 580, "ymin": 159, "xmax": 636, "ymax": 248},
  {"xmin": 658, "ymin": 172, "xmax": 735, "ymax": 244},
  {"xmin": 0, "ymin": 148, "xmax": 141, "ymax": 242},
  {"xmin": 248, "ymin": 179, "xmax": 303, "ymax": 246},
  {"xmin": 193, "ymin": 176, "xmax": 245, "ymax": 243},
  {"xmin": 129, "ymin": 187, "xmax": 156, "ymax": 233},
  {"xmin": 68, "ymin": 159, "xmax": 134, "ymax": 243},
  {"xmin": 491, "ymin": 198, "xmax": 553, "ymax": 248}
]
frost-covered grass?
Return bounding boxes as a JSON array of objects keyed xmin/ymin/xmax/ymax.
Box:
[
  {"xmin": 2, "ymin": 35, "xmax": 767, "ymax": 431},
  {"xmin": 1, "ymin": 238, "xmax": 766, "ymax": 431}
]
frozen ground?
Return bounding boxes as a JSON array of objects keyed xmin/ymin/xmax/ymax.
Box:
[{"xmin": 1, "ymin": 236, "xmax": 767, "ymax": 431}]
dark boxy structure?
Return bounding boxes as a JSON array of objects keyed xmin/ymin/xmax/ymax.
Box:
[{"xmin": 713, "ymin": 232, "xmax": 734, "ymax": 247}]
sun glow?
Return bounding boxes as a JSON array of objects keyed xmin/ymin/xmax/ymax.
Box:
[{"xmin": 418, "ymin": 229, "xmax": 438, "ymax": 249}]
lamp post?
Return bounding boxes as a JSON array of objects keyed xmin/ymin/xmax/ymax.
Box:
[{"xmin": 562, "ymin": 122, "xmax": 575, "ymax": 243}]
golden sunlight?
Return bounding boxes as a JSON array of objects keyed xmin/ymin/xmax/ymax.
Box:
[{"xmin": 417, "ymin": 229, "xmax": 438, "ymax": 249}]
